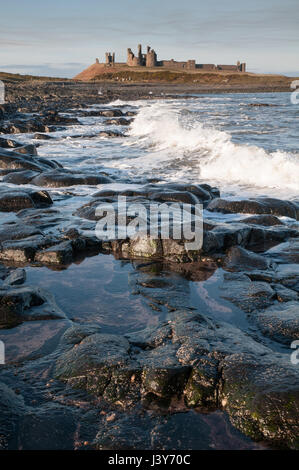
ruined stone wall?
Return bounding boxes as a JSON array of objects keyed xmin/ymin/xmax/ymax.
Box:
[
  {"xmin": 105, "ymin": 52, "xmax": 115, "ymax": 66},
  {"xmin": 160, "ymin": 60, "xmax": 187, "ymax": 69},
  {"xmin": 196, "ymin": 64, "xmax": 216, "ymax": 70},
  {"xmin": 146, "ymin": 47, "xmax": 157, "ymax": 67},
  {"xmin": 217, "ymin": 64, "xmax": 239, "ymax": 71}
]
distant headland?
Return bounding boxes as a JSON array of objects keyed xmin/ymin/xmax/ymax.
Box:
[{"xmin": 75, "ymin": 43, "xmax": 247, "ymax": 81}]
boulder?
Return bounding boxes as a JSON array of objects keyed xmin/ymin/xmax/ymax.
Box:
[
  {"xmin": 0, "ymin": 188, "xmax": 53, "ymax": 212},
  {"xmin": 31, "ymin": 169, "xmax": 113, "ymax": 187},
  {"xmin": 223, "ymin": 246, "xmax": 271, "ymax": 272},
  {"xmin": 221, "ymin": 353, "xmax": 299, "ymax": 449},
  {"xmin": 207, "ymin": 198, "xmax": 298, "ymax": 220}
]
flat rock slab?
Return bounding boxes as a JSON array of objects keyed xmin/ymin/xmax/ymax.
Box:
[
  {"xmin": 31, "ymin": 169, "xmax": 113, "ymax": 187},
  {"xmin": 255, "ymin": 301, "xmax": 299, "ymax": 344},
  {"xmin": 0, "ymin": 188, "xmax": 52, "ymax": 212},
  {"xmin": 207, "ymin": 197, "xmax": 299, "ymax": 220}
]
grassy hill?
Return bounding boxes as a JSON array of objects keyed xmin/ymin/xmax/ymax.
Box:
[{"xmin": 0, "ymin": 71, "xmax": 67, "ymax": 82}]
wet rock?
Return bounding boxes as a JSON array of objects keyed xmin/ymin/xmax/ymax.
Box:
[
  {"xmin": 149, "ymin": 190, "xmax": 199, "ymax": 205},
  {"xmin": 0, "ymin": 137, "xmax": 23, "ymax": 149},
  {"xmin": 2, "ymin": 170, "xmax": 38, "ymax": 185},
  {"xmin": 125, "ymin": 323, "xmax": 172, "ymax": 349},
  {"xmin": 94, "ymin": 413, "xmax": 153, "ymax": 450},
  {"xmin": 254, "ymin": 301, "xmax": 299, "ymax": 344},
  {"xmin": 152, "ymin": 182, "xmax": 219, "ymax": 201},
  {"xmin": 139, "ymin": 344, "xmax": 191, "ymax": 399},
  {"xmin": 98, "ymin": 109, "xmax": 124, "ymax": 117},
  {"xmin": 0, "ymin": 188, "xmax": 53, "ymax": 212},
  {"xmin": 17, "ymin": 403, "xmax": 77, "ymax": 450},
  {"xmin": 98, "ymin": 130, "xmax": 124, "ymax": 138},
  {"xmin": 55, "ymin": 333, "xmax": 131, "ymax": 395},
  {"xmin": 266, "ymin": 239, "xmax": 299, "ymax": 264},
  {"xmin": 16, "ymin": 208, "xmax": 63, "ymax": 230},
  {"xmin": 1, "ymin": 118, "xmax": 49, "ymax": 134},
  {"xmin": 209, "ymin": 223, "xmax": 251, "ymax": 251},
  {"xmin": 223, "ymin": 246, "xmax": 271, "ymax": 272},
  {"xmin": 3, "ymin": 268, "xmax": 26, "ymax": 286},
  {"xmin": 0, "ymin": 224, "xmax": 43, "ymax": 243},
  {"xmin": 33, "ymin": 133, "xmax": 53, "ymax": 140},
  {"xmin": 207, "ymin": 198, "xmax": 298, "ymax": 220},
  {"xmin": 35, "ymin": 241, "xmax": 74, "ymax": 266},
  {"xmin": 0, "ymin": 235, "xmax": 58, "ymax": 263},
  {"xmin": 221, "ymin": 353, "xmax": 299, "ymax": 449},
  {"xmin": 104, "ymin": 118, "xmax": 132, "ymax": 126},
  {"xmin": 273, "ymin": 284, "xmax": 298, "ymax": 302},
  {"xmin": 14, "ymin": 144, "xmax": 38, "ymax": 156},
  {"xmin": 220, "ymin": 274, "xmax": 275, "ymax": 312},
  {"xmin": 39, "ymin": 110, "xmax": 79, "ymax": 126},
  {"xmin": 61, "ymin": 324, "xmax": 102, "ymax": 346},
  {"xmin": 94, "ymin": 411, "xmax": 218, "ymax": 450},
  {"xmin": 184, "ymin": 357, "xmax": 219, "ymax": 408},
  {"xmin": 0, "ymin": 286, "xmax": 65, "ymax": 328},
  {"xmin": 275, "ymin": 264, "xmax": 299, "ymax": 292},
  {"xmin": 0, "ymin": 148, "xmax": 60, "ymax": 172},
  {"xmin": 0, "ymin": 382, "xmax": 25, "ymax": 449},
  {"xmin": 31, "ymin": 169, "xmax": 113, "ymax": 187},
  {"xmin": 242, "ymin": 214, "xmax": 284, "ymax": 226}
]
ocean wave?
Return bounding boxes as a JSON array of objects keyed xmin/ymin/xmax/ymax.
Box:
[{"xmin": 127, "ymin": 102, "xmax": 299, "ymax": 193}]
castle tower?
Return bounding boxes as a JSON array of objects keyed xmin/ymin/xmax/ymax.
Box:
[
  {"xmin": 105, "ymin": 52, "xmax": 115, "ymax": 66},
  {"xmin": 146, "ymin": 46, "xmax": 157, "ymax": 67},
  {"xmin": 137, "ymin": 44, "xmax": 142, "ymax": 65}
]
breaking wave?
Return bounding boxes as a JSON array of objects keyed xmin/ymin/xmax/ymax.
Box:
[{"xmin": 127, "ymin": 102, "xmax": 299, "ymax": 194}]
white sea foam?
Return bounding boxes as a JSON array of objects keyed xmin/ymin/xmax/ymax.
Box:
[{"xmin": 126, "ymin": 102, "xmax": 299, "ymax": 194}]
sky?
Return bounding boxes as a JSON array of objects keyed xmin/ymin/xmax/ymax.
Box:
[{"xmin": 0, "ymin": 0, "xmax": 298, "ymax": 77}]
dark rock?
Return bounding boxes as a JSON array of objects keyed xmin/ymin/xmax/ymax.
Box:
[
  {"xmin": 273, "ymin": 284, "xmax": 298, "ymax": 302},
  {"xmin": 0, "ymin": 188, "xmax": 53, "ymax": 212},
  {"xmin": 3, "ymin": 268, "xmax": 26, "ymax": 286},
  {"xmin": 0, "ymin": 382, "xmax": 25, "ymax": 449},
  {"xmin": 104, "ymin": 118, "xmax": 132, "ymax": 126},
  {"xmin": 221, "ymin": 353, "xmax": 299, "ymax": 449},
  {"xmin": 33, "ymin": 133, "xmax": 53, "ymax": 140},
  {"xmin": 255, "ymin": 301, "xmax": 299, "ymax": 344},
  {"xmin": 242, "ymin": 214, "xmax": 284, "ymax": 226},
  {"xmin": 220, "ymin": 275, "xmax": 275, "ymax": 312},
  {"xmin": 3, "ymin": 170, "xmax": 38, "ymax": 185},
  {"xmin": 31, "ymin": 169, "xmax": 113, "ymax": 187},
  {"xmin": 223, "ymin": 246, "xmax": 271, "ymax": 272},
  {"xmin": 98, "ymin": 130, "xmax": 124, "ymax": 138},
  {"xmin": 0, "ymin": 286, "xmax": 65, "ymax": 328},
  {"xmin": 207, "ymin": 198, "xmax": 298, "ymax": 220},
  {"xmin": 13, "ymin": 144, "xmax": 38, "ymax": 156},
  {"xmin": 0, "ymin": 137, "xmax": 23, "ymax": 149},
  {"xmin": 35, "ymin": 241, "xmax": 74, "ymax": 266},
  {"xmin": 0, "ymin": 224, "xmax": 43, "ymax": 243},
  {"xmin": 0, "ymin": 235, "xmax": 58, "ymax": 263},
  {"xmin": 0, "ymin": 148, "xmax": 59, "ymax": 172},
  {"xmin": 55, "ymin": 333, "xmax": 131, "ymax": 395}
]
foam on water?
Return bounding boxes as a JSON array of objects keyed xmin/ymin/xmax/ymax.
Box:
[
  {"xmin": 126, "ymin": 101, "xmax": 299, "ymax": 195},
  {"xmin": 15, "ymin": 93, "xmax": 299, "ymax": 201}
]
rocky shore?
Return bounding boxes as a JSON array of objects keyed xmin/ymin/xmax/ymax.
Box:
[{"xmin": 0, "ymin": 82, "xmax": 298, "ymax": 450}]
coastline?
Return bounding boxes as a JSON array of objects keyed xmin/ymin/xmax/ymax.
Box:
[
  {"xmin": 1, "ymin": 80, "xmax": 294, "ymax": 116},
  {"xmin": 0, "ymin": 81, "xmax": 298, "ymax": 451}
]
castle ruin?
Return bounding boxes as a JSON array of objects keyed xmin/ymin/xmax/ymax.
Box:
[{"xmin": 100, "ymin": 44, "xmax": 246, "ymax": 72}]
